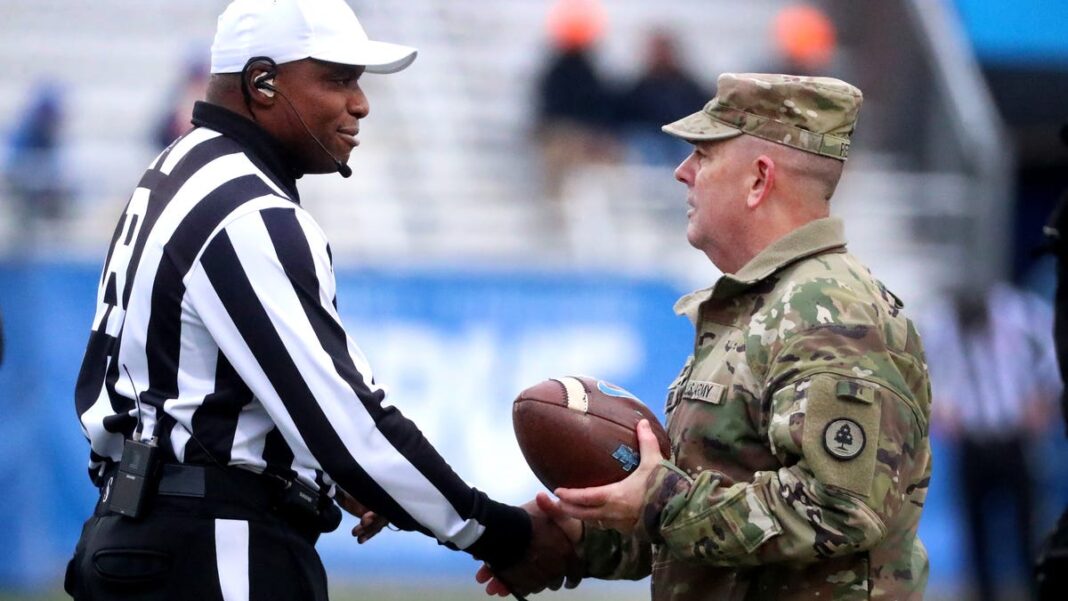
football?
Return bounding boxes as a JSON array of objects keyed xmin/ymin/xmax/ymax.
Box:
[{"xmin": 512, "ymin": 376, "xmax": 671, "ymax": 491}]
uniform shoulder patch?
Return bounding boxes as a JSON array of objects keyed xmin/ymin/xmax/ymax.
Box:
[
  {"xmin": 800, "ymin": 375, "xmax": 882, "ymax": 496},
  {"xmin": 823, "ymin": 418, "xmax": 865, "ymax": 460}
]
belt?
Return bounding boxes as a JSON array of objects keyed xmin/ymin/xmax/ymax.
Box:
[
  {"xmin": 100, "ymin": 463, "xmax": 342, "ymax": 537},
  {"xmin": 157, "ymin": 463, "xmax": 280, "ymax": 502}
]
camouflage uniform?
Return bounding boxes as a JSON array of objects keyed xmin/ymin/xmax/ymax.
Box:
[{"xmin": 580, "ymin": 75, "xmax": 932, "ymax": 601}]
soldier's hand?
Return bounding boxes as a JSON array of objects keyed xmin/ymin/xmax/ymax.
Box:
[
  {"xmin": 551, "ymin": 420, "xmax": 665, "ymax": 534},
  {"xmin": 535, "ymin": 491, "xmax": 583, "ymax": 545},
  {"xmin": 336, "ymin": 489, "xmax": 390, "ymax": 544},
  {"xmin": 475, "ymin": 496, "xmax": 583, "ymax": 596}
]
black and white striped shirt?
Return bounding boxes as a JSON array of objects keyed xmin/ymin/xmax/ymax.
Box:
[
  {"xmin": 74, "ymin": 102, "xmax": 528, "ymax": 565},
  {"xmin": 923, "ymin": 283, "xmax": 1061, "ymax": 437}
]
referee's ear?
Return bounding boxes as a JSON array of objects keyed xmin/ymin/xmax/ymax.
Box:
[{"xmin": 246, "ymin": 66, "xmax": 279, "ymax": 108}]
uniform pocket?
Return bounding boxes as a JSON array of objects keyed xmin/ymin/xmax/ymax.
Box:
[
  {"xmin": 716, "ymin": 486, "xmax": 782, "ymax": 555},
  {"xmin": 92, "ymin": 548, "xmax": 171, "ymax": 584},
  {"xmin": 661, "ymin": 484, "xmax": 782, "ymax": 559}
]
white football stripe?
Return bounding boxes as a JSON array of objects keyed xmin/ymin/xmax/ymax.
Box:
[{"xmin": 554, "ymin": 377, "xmax": 589, "ymax": 413}]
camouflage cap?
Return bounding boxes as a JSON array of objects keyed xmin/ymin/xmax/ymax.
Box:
[{"xmin": 662, "ymin": 73, "xmax": 863, "ymax": 161}]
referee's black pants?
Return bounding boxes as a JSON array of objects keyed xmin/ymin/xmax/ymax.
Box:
[
  {"xmin": 960, "ymin": 434, "xmax": 1037, "ymax": 601},
  {"xmin": 65, "ymin": 474, "xmax": 329, "ymax": 600}
]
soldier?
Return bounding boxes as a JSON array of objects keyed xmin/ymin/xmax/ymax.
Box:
[{"xmin": 478, "ymin": 73, "xmax": 933, "ymax": 600}]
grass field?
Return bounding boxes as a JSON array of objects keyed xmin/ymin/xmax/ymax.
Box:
[
  {"xmin": 0, "ymin": 577, "xmax": 651, "ymax": 601},
  {"xmin": 0, "ymin": 582, "xmax": 970, "ymax": 601}
]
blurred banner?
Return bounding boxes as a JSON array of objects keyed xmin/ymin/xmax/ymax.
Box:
[
  {"xmin": 0, "ymin": 262, "xmax": 695, "ymax": 589},
  {"xmin": 0, "ymin": 261, "xmax": 997, "ymax": 592}
]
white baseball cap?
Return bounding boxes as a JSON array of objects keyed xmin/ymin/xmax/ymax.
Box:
[{"xmin": 210, "ymin": 0, "xmax": 418, "ymax": 74}]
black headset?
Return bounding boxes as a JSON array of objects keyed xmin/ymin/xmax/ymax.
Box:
[{"xmin": 240, "ymin": 56, "xmax": 278, "ymax": 111}]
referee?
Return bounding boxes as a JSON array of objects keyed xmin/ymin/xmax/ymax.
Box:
[{"xmin": 65, "ymin": 1, "xmax": 574, "ymax": 599}]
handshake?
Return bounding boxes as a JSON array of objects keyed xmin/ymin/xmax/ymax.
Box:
[
  {"xmin": 477, "ymin": 492, "xmax": 585, "ymax": 597},
  {"xmin": 337, "ymin": 490, "xmax": 583, "ymax": 596},
  {"xmin": 338, "ymin": 417, "xmax": 667, "ymax": 598}
]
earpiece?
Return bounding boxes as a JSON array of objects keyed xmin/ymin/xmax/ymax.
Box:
[
  {"xmin": 243, "ymin": 56, "xmax": 278, "ymax": 99},
  {"xmin": 253, "ymin": 72, "xmax": 276, "ymax": 97}
]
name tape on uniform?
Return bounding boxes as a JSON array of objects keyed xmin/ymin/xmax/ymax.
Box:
[{"xmin": 682, "ymin": 380, "xmax": 725, "ymax": 405}]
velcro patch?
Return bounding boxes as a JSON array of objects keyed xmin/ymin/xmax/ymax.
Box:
[
  {"xmin": 835, "ymin": 380, "xmax": 876, "ymax": 404},
  {"xmin": 802, "ymin": 375, "xmax": 882, "ymax": 497},
  {"xmin": 665, "ymin": 356, "xmax": 695, "ymax": 414},
  {"xmin": 682, "ymin": 380, "xmax": 725, "ymax": 404}
]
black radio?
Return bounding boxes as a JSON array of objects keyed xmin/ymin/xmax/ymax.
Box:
[
  {"xmin": 105, "ymin": 438, "xmax": 160, "ymax": 519},
  {"xmin": 276, "ymin": 478, "xmax": 342, "ymax": 533}
]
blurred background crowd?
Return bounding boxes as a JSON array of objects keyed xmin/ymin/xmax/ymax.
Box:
[{"xmin": 0, "ymin": 0, "xmax": 1066, "ymax": 600}]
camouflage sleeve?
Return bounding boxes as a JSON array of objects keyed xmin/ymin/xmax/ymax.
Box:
[
  {"xmin": 579, "ymin": 526, "xmax": 653, "ymax": 580},
  {"xmin": 638, "ymin": 325, "xmax": 929, "ymax": 566}
]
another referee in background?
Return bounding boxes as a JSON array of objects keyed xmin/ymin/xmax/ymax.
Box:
[{"xmin": 65, "ymin": 1, "xmax": 575, "ymax": 599}]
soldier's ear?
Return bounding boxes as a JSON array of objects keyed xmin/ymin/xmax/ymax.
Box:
[{"xmin": 747, "ymin": 155, "xmax": 775, "ymax": 209}]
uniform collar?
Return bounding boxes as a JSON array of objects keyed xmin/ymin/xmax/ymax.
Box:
[
  {"xmin": 674, "ymin": 217, "xmax": 847, "ymax": 321},
  {"xmin": 191, "ymin": 101, "xmax": 301, "ymax": 201}
]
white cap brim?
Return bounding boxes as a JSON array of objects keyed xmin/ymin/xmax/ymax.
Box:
[{"xmin": 311, "ymin": 39, "xmax": 417, "ymax": 74}]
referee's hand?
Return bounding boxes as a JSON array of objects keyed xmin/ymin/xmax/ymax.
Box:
[
  {"xmin": 475, "ymin": 496, "xmax": 583, "ymax": 596},
  {"xmin": 336, "ymin": 489, "xmax": 390, "ymax": 544}
]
